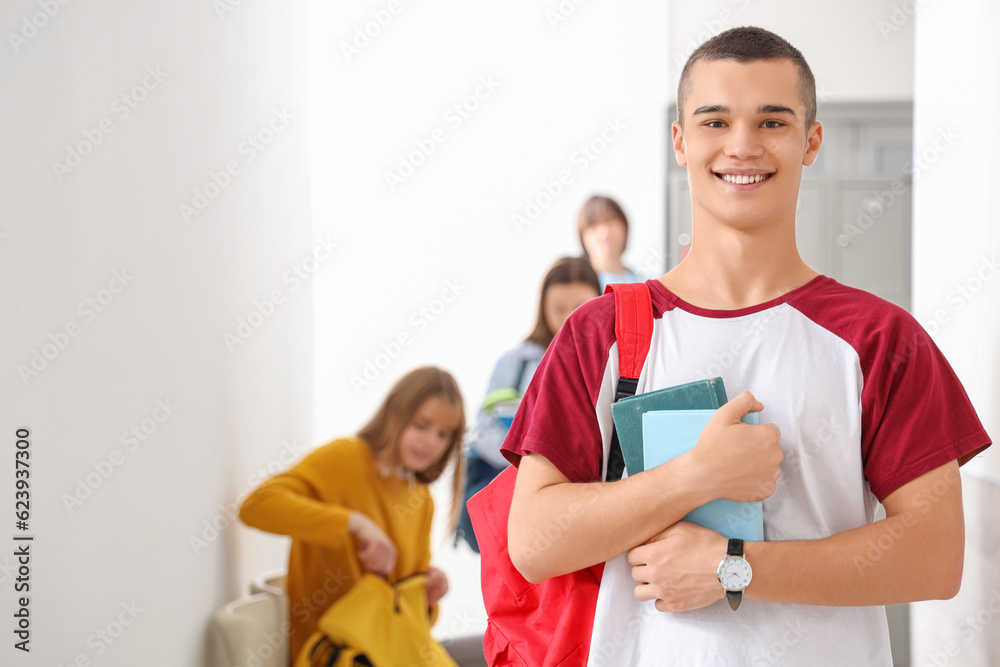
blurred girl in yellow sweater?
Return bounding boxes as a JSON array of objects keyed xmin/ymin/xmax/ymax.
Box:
[{"xmin": 240, "ymin": 366, "xmax": 466, "ymax": 664}]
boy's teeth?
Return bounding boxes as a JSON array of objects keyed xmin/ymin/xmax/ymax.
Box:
[{"xmin": 721, "ymin": 173, "xmax": 768, "ymax": 184}]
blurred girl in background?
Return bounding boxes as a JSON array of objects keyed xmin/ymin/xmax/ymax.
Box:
[
  {"xmin": 240, "ymin": 366, "xmax": 465, "ymax": 664},
  {"xmin": 456, "ymin": 256, "xmax": 600, "ymax": 552},
  {"xmin": 577, "ymin": 194, "xmax": 637, "ymax": 291}
]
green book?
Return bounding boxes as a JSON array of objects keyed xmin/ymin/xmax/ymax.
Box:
[{"xmin": 610, "ymin": 377, "xmax": 728, "ymax": 475}]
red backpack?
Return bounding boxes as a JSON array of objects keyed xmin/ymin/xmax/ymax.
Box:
[{"xmin": 467, "ymin": 283, "xmax": 654, "ymax": 666}]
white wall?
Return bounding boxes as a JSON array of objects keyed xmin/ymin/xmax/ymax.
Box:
[
  {"xmin": 911, "ymin": 0, "xmax": 1000, "ymax": 661},
  {"xmin": 307, "ymin": 0, "xmax": 669, "ymax": 641},
  {"xmin": 0, "ymin": 2, "xmax": 311, "ymax": 665},
  {"xmin": 912, "ymin": 1, "xmax": 1000, "ymax": 483},
  {"xmin": 668, "ymin": 0, "xmax": 914, "ymax": 105},
  {"xmin": 311, "ymin": 0, "xmax": 669, "ymax": 438}
]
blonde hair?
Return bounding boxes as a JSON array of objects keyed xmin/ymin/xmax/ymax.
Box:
[{"xmin": 357, "ymin": 366, "xmax": 466, "ymax": 531}]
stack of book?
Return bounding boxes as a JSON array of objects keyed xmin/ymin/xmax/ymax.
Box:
[{"xmin": 611, "ymin": 377, "xmax": 764, "ymax": 541}]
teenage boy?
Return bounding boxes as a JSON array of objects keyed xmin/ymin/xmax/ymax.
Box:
[{"xmin": 503, "ymin": 26, "xmax": 991, "ymax": 665}]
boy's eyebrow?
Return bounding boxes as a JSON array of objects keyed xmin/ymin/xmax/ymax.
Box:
[
  {"xmin": 758, "ymin": 104, "xmax": 796, "ymax": 116},
  {"xmin": 692, "ymin": 104, "xmax": 729, "ymax": 116},
  {"xmin": 691, "ymin": 104, "xmax": 798, "ymax": 117}
]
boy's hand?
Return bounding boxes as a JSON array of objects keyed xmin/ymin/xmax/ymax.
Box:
[
  {"xmin": 426, "ymin": 566, "xmax": 449, "ymax": 607},
  {"xmin": 683, "ymin": 390, "xmax": 783, "ymax": 502},
  {"xmin": 348, "ymin": 512, "xmax": 397, "ymax": 575},
  {"xmin": 628, "ymin": 521, "xmax": 727, "ymax": 612}
]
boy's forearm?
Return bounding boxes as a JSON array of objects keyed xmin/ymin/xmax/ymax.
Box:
[
  {"xmin": 510, "ymin": 452, "xmax": 714, "ymax": 582},
  {"xmin": 745, "ymin": 514, "xmax": 963, "ymax": 605},
  {"xmin": 630, "ymin": 462, "xmax": 965, "ymax": 611},
  {"xmin": 746, "ymin": 467, "xmax": 965, "ymax": 606},
  {"xmin": 510, "ymin": 392, "xmax": 782, "ymax": 582}
]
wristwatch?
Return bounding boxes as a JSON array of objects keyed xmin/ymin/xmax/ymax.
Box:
[{"xmin": 716, "ymin": 538, "xmax": 752, "ymax": 611}]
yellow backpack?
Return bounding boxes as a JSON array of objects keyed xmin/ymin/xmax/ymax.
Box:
[{"xmin": 295, "ymin": 570, "xmax": 457, "ymax": 667}]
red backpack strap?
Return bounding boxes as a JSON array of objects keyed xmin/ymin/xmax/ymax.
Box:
[
  {"xmin": 605, "ymin": 282, "xmax": 654, "ymax": 388},
  {"xmin": 603, "ymin": 282, "xmax": 654, "ymax": 480},
  {"xmin": 466, "ymin": 281, "xmax": 653, "ymax": 666}
]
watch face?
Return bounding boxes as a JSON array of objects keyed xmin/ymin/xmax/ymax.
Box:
[{"xmin": 718, "ymin": 556, "xmax": 752, "ymax": 591}]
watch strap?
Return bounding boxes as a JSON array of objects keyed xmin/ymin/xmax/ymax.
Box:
[
  {"xmin": 727, "ymin": 537, "xmax": 744, "ymax": 558},
  {"xmin": 725, "ymin": 538, "xmax": 746, "ymax": 611}
]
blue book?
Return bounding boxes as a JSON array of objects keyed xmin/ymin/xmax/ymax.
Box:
[{"xmin": 642, "ymin": 410, "xmax": 764, "ymax": 542}]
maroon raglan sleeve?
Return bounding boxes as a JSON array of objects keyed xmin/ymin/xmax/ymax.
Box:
[
  {"xmin": 854, "ymin": 300, "xmax": 991, "ymax": 500},
  {"xmin": 501, "ymin": 294, "xmax": 618, "ymax": 484}
]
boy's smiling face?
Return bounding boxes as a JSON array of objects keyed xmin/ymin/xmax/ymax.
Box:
[{"xmin": 673, "ymin": 58, "xmax": 822, "ymax": 231}]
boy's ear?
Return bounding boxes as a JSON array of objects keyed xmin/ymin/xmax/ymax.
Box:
[
  {"xmin": 671, "ymin": 120, "xmax": 688, "ymax": 167},
  {"xmin": 802, "ymin": 121, "xmax": 823, "ymax": 166}
]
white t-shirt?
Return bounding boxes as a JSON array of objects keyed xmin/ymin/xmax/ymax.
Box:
[{"xmin": 503, "ymin": 276, "xmax": 990, "ymax": 667}]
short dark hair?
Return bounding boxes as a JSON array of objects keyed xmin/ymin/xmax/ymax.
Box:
[{"xmin": 677, "ymin": 26, "xmax": 816, "ymax": 130}]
